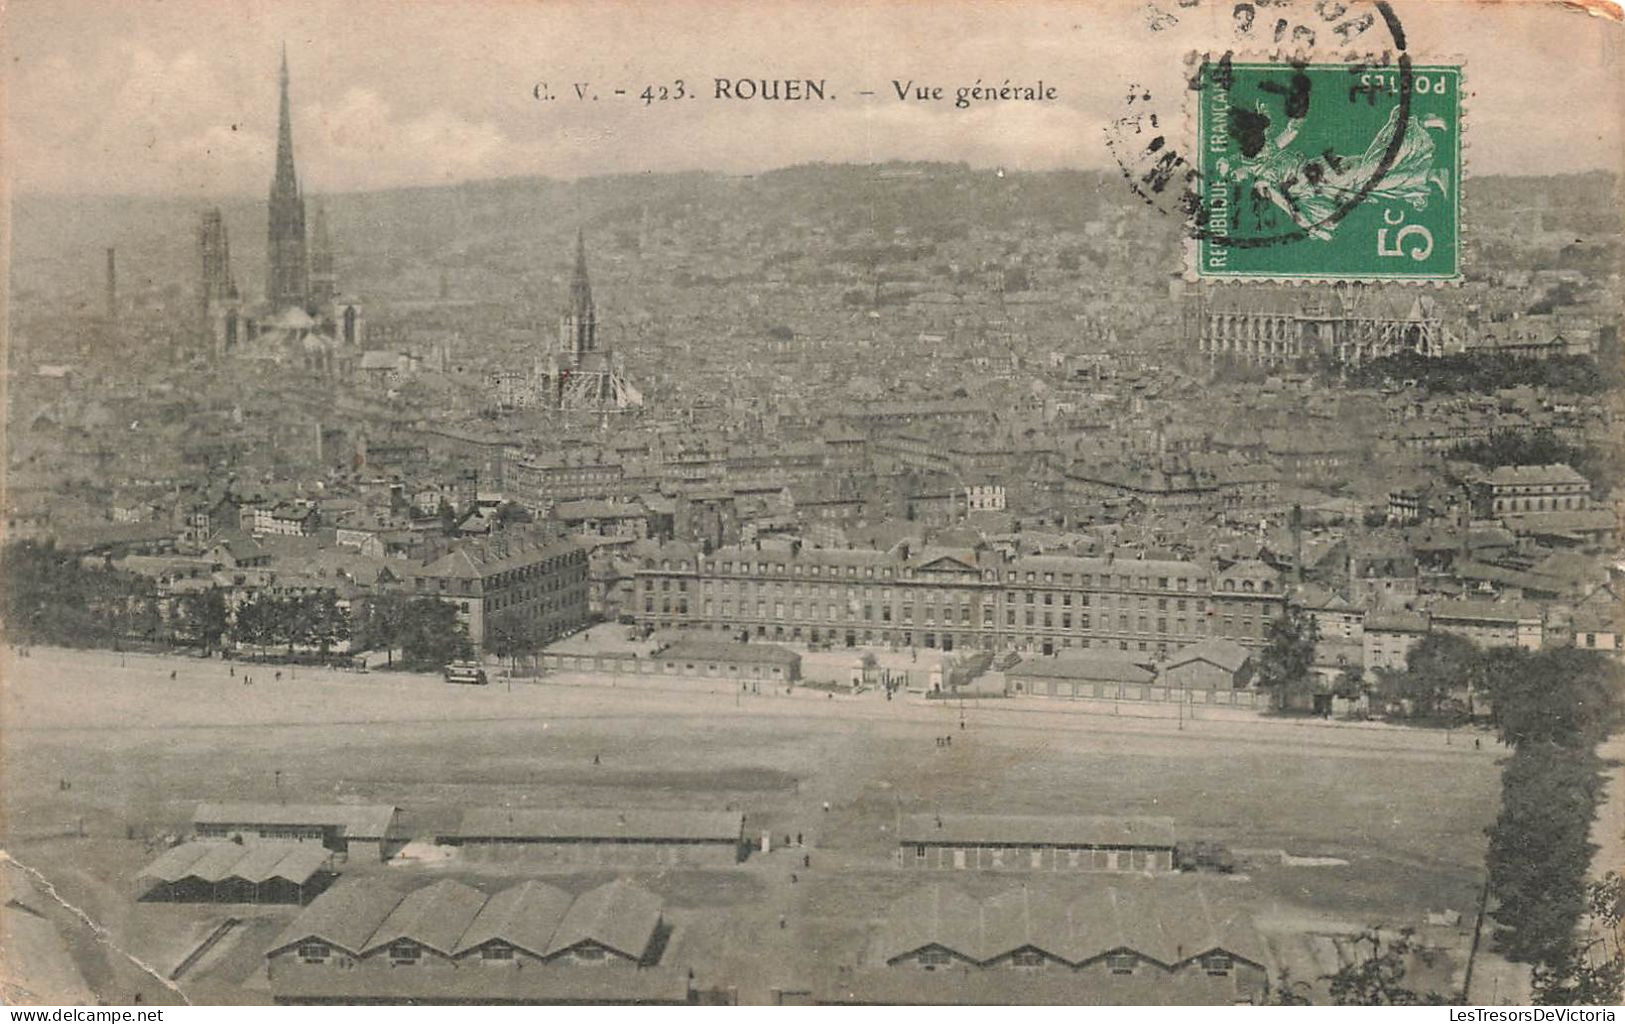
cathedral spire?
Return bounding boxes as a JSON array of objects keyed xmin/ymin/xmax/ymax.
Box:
[
  {"xmin": 560, "ymin": 228, "xmax": 597, "ymax": 361},
  {"xmin": 267, "ymin": 44, "xmax": 309, "ymax": 309},
  {"xmin": 274, "ymin": 42, "xmax": 298, "ymax": 198},
  {"xmin": 570, "ymin": 227, "xmax": 593, "ymax": 315}
]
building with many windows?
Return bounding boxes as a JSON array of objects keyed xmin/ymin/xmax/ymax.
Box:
[
  {"xmin": 809, "ymin": 881, "xmax": 1268, "ymax": 1004},
  {"xmin": 404, "ymin": 531, "xmax": 589, "ymax": 655},
  {"xmin": 1480, "ymin": 464, "xmax": 1590, "ymax": 516},
  {"xmin": 632, "ymin": 542, "xmax": 1257, "ymax": 658}
]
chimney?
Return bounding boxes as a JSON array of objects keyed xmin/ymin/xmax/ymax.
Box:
[
  {"xmin": 105, "ymin": 247, "xmax": 117, "ymax": 321},
  {"xmin": 1289, "ymin": 503, "xmax": 1305, "ymax": 588}
]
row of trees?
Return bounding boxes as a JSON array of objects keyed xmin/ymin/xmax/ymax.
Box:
[
  {"xmin": 219, "ymin": 591, "xmax": 353, "ymax": 659},
  {"xmin": 1480, "ymin": 646, "xmax": 1622, "ymax": 1004},
  {"xmin": 1342, "ymin": 352, "xmax": 1618, "ymax": 396},
  {"xmin": 2, "ymin": 541, "xmax": 476, "ymax": 670},
  {"xmin": 167, "ymin": 590, "xmax": 475, "ymax": 668},
  {"xmin": 0, "ymin": 540, "xmax": 162, "ymax": 647},
  {"xmin": 1453, "ymin": 429, "xmax": 1621, "ymax": 497}
]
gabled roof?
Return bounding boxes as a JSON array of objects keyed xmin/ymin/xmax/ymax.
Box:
[
  {"xmin": 875, "ymin": 881, "xmax": 1266, "ymax": 971},
  {"xmin": 1486, "ymin": 463, "xmax": 1587, "ymax": 488},
  {"xmin": 361, "ymin": 879, "xmax": 488, "ymax": 956},
  {"xmin": 453, "ymin": 880, "xmax": 573, "ymax": 958},
  {"xmin": 268, "ymin": 877, "xmax": 408, "ymax": 956},
  {"xmin": 1006, "ymin": 654, "xmax": 1154, "ymax": 685},
  {"xmin": 1161, "ymin": 638, "xmax": 1253, "ymax": 674},
  {"xmin": 879, "ymin": 884, "xmax": 986, "ymax": 963},
  {"xmin": 546, "ymin": 880, "xmax": 662, "ymax": 960}
]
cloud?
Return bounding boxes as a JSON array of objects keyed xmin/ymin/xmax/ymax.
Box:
[{"xmin": 3, "ymin": 0, "xmax": 1620, "ymax": 195}]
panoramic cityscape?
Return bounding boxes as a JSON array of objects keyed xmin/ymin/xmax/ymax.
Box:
[{"xmin": 2, "ymin": 0, "xmax": 1623, "ymax": 1010}]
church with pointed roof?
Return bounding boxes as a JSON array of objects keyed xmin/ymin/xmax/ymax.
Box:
[
  {"xmin": 199, "ymin": 46, "xmax": 364, "ymax": 372},
  {"xmin": 488, "ymin": 230, "xmax": 643, "ymax": 414}
]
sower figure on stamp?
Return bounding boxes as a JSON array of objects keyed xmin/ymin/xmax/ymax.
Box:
[{"xmin": 1221, "ymin": 103, "xmax": 1449, "ymax": 242}]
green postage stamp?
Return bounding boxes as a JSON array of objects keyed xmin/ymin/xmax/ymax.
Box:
[{"xmin": 1194, "ymin": 60, "xmax": 1461, "ymax": 281}]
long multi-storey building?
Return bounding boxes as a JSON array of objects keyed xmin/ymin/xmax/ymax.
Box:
[
  {"xmin": 405, "ymin": 531, "xmax": 589, "ymax": 655},
  {"xmin": 630, "ymin": 542, "xmax": 1280, "ymax": 658}
]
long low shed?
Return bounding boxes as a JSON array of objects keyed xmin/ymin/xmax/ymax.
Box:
[
  {"xmin": 438, "ymin": 809, "xmax": 747, "ymax": 865},
  {"xmin": 192, "ymin": 803, "xmax": 400, "ymax": 861},
  {"xmin": 138, "ymin": 842, "xmax": 336, "ymax": 903},
  {"xmin": 268, "ymin": 877, "xmax": 690, "ymax": 1005},
  {"xmin": 898, "ymin": 814, "xmax": 1177, "ymax": 873}
]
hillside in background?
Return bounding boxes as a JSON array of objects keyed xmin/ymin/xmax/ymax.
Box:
[{"xmin": 8, "ymin": 165, "xmax": 1617, "ymax": 314}]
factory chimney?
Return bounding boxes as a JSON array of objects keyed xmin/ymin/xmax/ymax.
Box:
[{"xmin": 104, "ymin": 248, "xmax": 117, "ymax": 321}]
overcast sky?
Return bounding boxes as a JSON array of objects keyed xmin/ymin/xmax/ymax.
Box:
[{"xmin": 4, "ymin": 0, "xmax": 1621, "ymax": 196}]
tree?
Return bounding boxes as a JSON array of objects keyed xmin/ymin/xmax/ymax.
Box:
[
  {"xmin": 398, "ymin": 597, "xmax": 473, "ymax": 669},
  {"xmin": 1332, "ymin": 665, "xmax": 1367, "ymax": 702},
  {"xmin": 357, "ymin": 592, "xmax": 408, "ymax": 666},
  {"xmin": 1531, "ymin": 946, "xmax": 1624, "ymax": 1006},
  {"xmin": 1324, "ymin": 929, "xmax": 1447, "ymax": 1005},
  {"xmin": 1486, "ymin": 743, "xmax": 1602, "ymax": 967},
  {"xmin": 176, "ymin": 590, "xmax": 229, "ymax": 653},
  {"xmin": 1265, "ymin": 968, "xmax": 1313, "ymax": 1005},
  {"xmin": 1256, "ymin": 610, "xmax": 1319, "ymax": 710},
  {"xmin": 1591, "ymin": 872, "xmax": 1625, "ymax": 958},
  {"xmin": 298, "ymin": 592, "xmax": 351, "ymax": 659},
  {"xmin": 494, "ymin": 501, "xmax": 532, "ymax": 528},
  {"xmin": 1397, "ymin": 632, "xmax": 1481, "ymax": 719},
  {"xmin": 230, "ymin": 593, "xmax": 278, "ymax": 658},
  {"xmin": 1482, "ymin": 647, "xmax": 1621, "ymax": 750}
]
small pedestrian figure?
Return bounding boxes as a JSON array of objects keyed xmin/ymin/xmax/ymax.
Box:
[
  {"xmin": 779, "ymin": 914, "xmax": 787, "ymax": 929},
  {"xmin": 945, "ymin": 735, "xmax": 952, "ymax": 747},
  {"xmin": 275, "ymin": 671, "xmax": 282, "ymax": 682},
  {"xmin": 593, "ymin": 753, "xmax": 601, "ymax": 765},
  {"xmin": 803, "ymin": 853, "xmax": 811, "ymax": 868},
  {"xmin": 230, "ymin": 666, "xmax": 234, "ymax": 677},
  {"xmin": 170, "ymin": 670, "xmax": 176, "ymax": 680},
  {"xmin": 796, "ymin": 832, "xmax": 803, "ymax": 846},
  {"xmin": 790, "ymin": 873, "xmax": 798, "ymax": 884},
  {"xmin": 1474, "ymin": 737, "xmax": 1481, "ymax": 750},
  {"xmin": 960, "ymin": 720, "xmax": 965, "ymax": 730},
  {"xmin": 822, "ymin": 801, "xmax": 830, "ymax": 813}
]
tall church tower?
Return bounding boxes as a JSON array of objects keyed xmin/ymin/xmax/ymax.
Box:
[
  {"xmin": 266, "ymin": 44, "xmax": 309, "ymax": 311},
  {"xmin": 308, "ymin": 202, "xmax": 336, "ymax": 308},
  {"xmin": 559, "ymin": 228, "xmax": 597, "ymax": 363}
]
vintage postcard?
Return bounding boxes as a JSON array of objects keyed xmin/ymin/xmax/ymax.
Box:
[{"xmin": 2, "ymin": 0, "xmax": 1624, "ymax": 1011}]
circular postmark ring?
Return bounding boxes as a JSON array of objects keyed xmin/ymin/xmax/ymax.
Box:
[{"xmin": 1104, "ymin": 0, "xmax": 1417, "ymax": 252}]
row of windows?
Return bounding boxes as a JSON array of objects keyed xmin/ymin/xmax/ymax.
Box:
[
  {"xmin": 640, "ymin": 577, "xmax": 1255, "ymax": 610},
  {"xmin": 654, "ymin": 622, "xmax": 1200, "ymax": 655},
  {"xmin": 648, "ymin": 560, "xmax": 1208, "ymax": 591},
  {"xmin": 648, "ymin": 599, "xmax": 1254, "ymax": 639},
  {"xmin": 906, "ymin": 949, "xmax": 1233, "ymax": 976},
  {"xmin": 357, "ymin": 941, "xmax": 612, "ymax": 965}
]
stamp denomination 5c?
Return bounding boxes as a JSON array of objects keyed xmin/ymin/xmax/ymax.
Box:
[{"xmin": 1195, "ymin": 59, "xmax": 1461, "ymax": 281}]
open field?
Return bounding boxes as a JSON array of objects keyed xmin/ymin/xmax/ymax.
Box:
[{"xmin": 2, "ymin": 645, "xmax": 1508, "ymax": 1004}]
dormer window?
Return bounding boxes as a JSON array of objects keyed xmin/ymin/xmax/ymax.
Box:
[
  {"xmin": 1201, "ymin": 953, "xmax": 1234, "ymax": 976},
  {"xmin": 389, "ymin": 941, "xmax": 422, "ymax": 965},
  {"xmin": 1106, "ymin": 954, "xmax": 1137, "ymax": 975},
  {"xmin": 481, "ymin": 943, "xmax": 515, "ymax": 961},
  {"xmin": 297, "ymin": 942, "xmax": 330, "ymax": 964}
]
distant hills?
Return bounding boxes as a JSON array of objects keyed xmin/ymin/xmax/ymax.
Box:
[{"xmin": 9, "ymin": 164, "xmax": 1617, "ymax": 310}]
